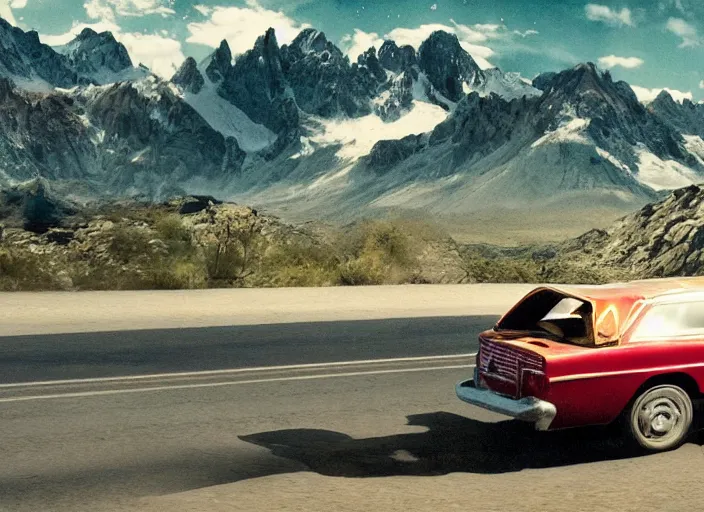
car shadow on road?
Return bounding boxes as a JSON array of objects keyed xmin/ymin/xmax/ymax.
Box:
[{"xmin": 239, "ymin": 411, "xmax": 703, "ymax": 478}]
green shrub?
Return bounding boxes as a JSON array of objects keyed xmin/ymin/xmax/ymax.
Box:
[
  {"xmin": 460, "ymin": 252, "xmax": 541, "ymax": 283},
  {"xmin": 153, "ymin": 214, "xmax": 194, "ymax": 258},
  {"xmin": 142, "ymin": 257, "xmax": 207, "ymax": 290},
  {"xmin": 0, "ymin": 247, "xmax": 65, "ymax": 291},
  {"xmin": 69, "ymin": 262, "xmax": 142, "ymax": 291},
  {"xmin": 0, "ymin": 202, "xmax": 648, "ymax": 291},
  {"xmin": 204, "ymin": 242, "xmax": 248, "ymax": 285},
  {"xmin": 155, "ymin": 214, "xmax": 190, "ymax": 243},
  {"xmin": 259, "ymin": 240, "xmax": 339, "ymax": 287},
  {"xmin": 335, "ymin": 220, "xmax": 421, "ymax": 285},
  {"xmin": 108, "ymin": 226, "xmax": 155, "ymax": 264},
  {"xmin": 337, "ymin": 252, "xmax": 388, "ymax": 285}
]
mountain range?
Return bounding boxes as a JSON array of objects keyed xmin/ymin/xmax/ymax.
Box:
[{"xmin": 0, "ymin": 18, "xmax": 702, "ymax": 225}]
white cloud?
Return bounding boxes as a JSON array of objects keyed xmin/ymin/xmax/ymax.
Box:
[
  {"xmin": 631, "ymin": 85, "xmax": 693, "ymax": 103},
  {"xmin": 339, "ymin": 29, "xmax": 383, "ymax": 60},
  {"xmin": 666, "ymin": 17, "xmax": 700, "ymax": 47},
  {"xmin": 84, "ymin": 0, "xmax": 114, "ymax": 20},
  {"xmin": 457, "ymin": 43, "xmax": 495, "ymax": 69},
  {"xmin": 0, "ymin": 0, "xmax": 26, "ymax": 25},
  {"xmin": 451, "ymin": 20, "xmax": 503, "ymax": 43},
  {"xmin": 42, "ymin": 21, "xmax": 184, "ymax": 79},
  {"xmin": 585, "ymin": 4, "xmax": 634, "ymax": 27},
  {"xmin": 699, "ymin": 80, "xmax": 704, "ymax": 89},
  {"xmin": 193, "ymin": 4, "xmax": 212, "ymax": 16},
  {"xmin": 84, "ymin": 0, "xmax": 175, "ymax": 21},
  {"xmin": 659, "ymin": 0, "xmax": 687, "ymax": 13},
  {"xmin": 430, "ymin": 3, "xmax": 437, "ymax": 10},
  {"xmin": 513, "ymin": 29, "xmax": 539, "ymax": 37},
  {"xmin": 598, "ymin": 54, "xmax": 644, "ymax": 69},
  {"xmin": 384, "ymin": 22, "xmax": 496, "ymax": 49},
  {"xmin": 119, "ymin": 32, "xmax": 184, "ymax": 77},
  {"xmin": 376, "ymin": 24, "xmax": 438, "ymax": 48},
  {"xmin": 186, "ymin": 0, "xmax": 311, "ymax": 54}
]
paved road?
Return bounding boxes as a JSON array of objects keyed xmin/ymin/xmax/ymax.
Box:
[
  {"xmin": 0, "ymin": 315, "xmax": 492, "ymax": 511},
  {"xmin": 0, "ymin": 316, "xmax": 494, "ymax": 384},
  {"xmin": 2, "ymin": 313, "xmax": 704, "ymax": 512}
]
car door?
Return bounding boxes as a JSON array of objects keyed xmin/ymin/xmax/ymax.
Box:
[
  {"xmin": 619, "ymin": 296, "xmax": 704, "ymax": 394},
  {"xmin": 548, "ymin": 296, "xmax": 704, "ymax": 428}
]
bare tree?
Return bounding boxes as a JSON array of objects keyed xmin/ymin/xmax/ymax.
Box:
[{"xmin": 207, "ymin": 209, "xmax": 263, "ymax": 285}]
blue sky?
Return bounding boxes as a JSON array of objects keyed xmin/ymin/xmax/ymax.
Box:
[{"xmin": 1, "ymin": 0, "xmax": 702, "ymax": 101}]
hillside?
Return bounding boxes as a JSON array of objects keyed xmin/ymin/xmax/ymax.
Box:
[
  {"xmin": 4, "ymin": 179, "xmax": 704, "ymax": 290},
  {"xmin": 561, "ymin": 184, "xmax": 704, "ymax": 278},
  {"xmin": 0, "ymin": 179, "xmax": 470, "ymax": 291}
]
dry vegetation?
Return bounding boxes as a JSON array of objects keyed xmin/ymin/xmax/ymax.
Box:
[{"xmin": 0, "ymin": 197, "xmax": 641, "ymax": 292}]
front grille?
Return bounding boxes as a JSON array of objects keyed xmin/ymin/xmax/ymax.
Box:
[{"xmin": 478, "ymin": 336, "xmax": 544, "ymax": 383}]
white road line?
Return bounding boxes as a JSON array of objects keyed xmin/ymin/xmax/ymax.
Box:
[
  {"xmin": 0, "ymin": 364, "xmax": 476, "ymax": 404},
  {"xmin": 0, "ymin": 353, "xmax": 478, "ymax": 389}
]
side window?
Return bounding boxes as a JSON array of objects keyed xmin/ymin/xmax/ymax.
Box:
[{"xmin": 631, "ymin": 301, "xmax": 704, "ymax": 342}]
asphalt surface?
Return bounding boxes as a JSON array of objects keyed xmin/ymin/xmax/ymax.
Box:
[
  {"xmin": 0, "ymin": 316, "xmax": 494, "ymax": 384},
  {"xmin": 2, "ymin": 313, "xmax": 704, "ymax": 512},
  {"xmin": 0, "ymin": 315, "xmax": 492, "ymax": 511}
]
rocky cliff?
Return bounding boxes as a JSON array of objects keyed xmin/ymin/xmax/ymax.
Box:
[{"xmin": 562, "ymin": 184, "xmax": 704, "ymax": 277}]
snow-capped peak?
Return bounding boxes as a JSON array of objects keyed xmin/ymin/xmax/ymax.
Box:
[{"xmin": 466, "ymin": 68, "xmax": 542, "ymax": 101}]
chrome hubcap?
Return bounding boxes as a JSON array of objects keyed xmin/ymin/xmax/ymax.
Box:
[
  {"xmin": 637, "ymin": 398, "xmax": 681, "ymax": 439},
  {"xmin": 630, "ymin": 386, "xmax": 693, "ymax": 451}
]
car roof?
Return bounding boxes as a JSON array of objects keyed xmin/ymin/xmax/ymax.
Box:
[{"xmin": 555, "ymin": 277, "xmax": 704, "ymax": 302}]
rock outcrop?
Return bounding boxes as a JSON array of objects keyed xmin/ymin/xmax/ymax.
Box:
[
  {"xmin": 367, "ymin": 134, "xmax": 426, "ymax": 172},
  {"xmin": 279, "ymin": 29, "xmax": 380, "ymax": 119},
  {"xmin": 562, "ymin": 185, "xmax": 704, "ymax": 277},
  {"xmin": 0, "ymin": 179, "xmax": 81, "ymax": 233},
  {"xmin": 417, "ymin": 31, "xmax": 484, "ymax": 103},
  {"xmin": 649, "ymin": 91, "xmax": 704, "ymax": 138},
  {"xmin": 0, "ymin": 18, "xmax": 81, "ymax": 87},
  {"xmin": 204, "ymin": 40, "xmax": 232, "ymax": 84},
  {"xmin": 378, "ymin": 41, "xmax": 417, "ymax": 73},
  {"xmin": 219, "ymin": 29, "xmax": 300, "ymax": 143},
  {"xmin": 361, "ymin": 61, "xmax": 700, "ymax": 210},
  {"xmin": 171, "ymin": 57, "xmax": 204, "ymax": 94},
  {"xmin": 57, "ymin": 28, "xmax": 138, "ymax": 84},
  {"xmin": 0, "ymin": 19, "xmax": 701, "ymax": 221},
  {"xmin": 80, "ymin": 78, "xmax": 246, "ymax": 193}
]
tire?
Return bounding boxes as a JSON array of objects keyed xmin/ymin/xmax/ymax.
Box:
[{"xmin": 625, "ymin": 384, "xmax": 693, "ymax": 452}]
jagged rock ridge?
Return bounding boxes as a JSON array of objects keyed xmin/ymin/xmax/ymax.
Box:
[
  {"xmin": 0, "ymin": 17, "xmax": 700, "ymax": 223},
  {"xmin": 56, "ymin": 28, "xmax": 135, "ymax": 83},
  {"xmin": 171, "ymin": 57, "xmax": 204, "ymax": 94},
  {"xmin": 344, "ymin": 62, "xmax": 703, "ymax": 215},
  {"xmin": 563, "ymin": 184, "xmax": 704, "ymax": 277}
]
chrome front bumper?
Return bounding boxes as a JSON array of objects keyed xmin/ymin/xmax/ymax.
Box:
[{"xmin": 455, "ymin": 367, "xmax": 557, "ymax": 431}]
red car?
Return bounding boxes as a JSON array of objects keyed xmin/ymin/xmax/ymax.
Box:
[{"xmin": 456, "ymin": 277, "xmax": 704, "ymax": 452}]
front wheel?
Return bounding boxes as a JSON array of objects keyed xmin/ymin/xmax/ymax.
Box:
[{"xmin": 626, "ymin": 384, "xmax": 693, "ymax": 452}]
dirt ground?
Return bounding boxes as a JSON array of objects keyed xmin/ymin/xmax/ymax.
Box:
[
  {"xmin": 433, "ymin": 206, "xmax": 630, "ymax": 246},
  {"xmin": 0, "ymin": 283, "xmax": 537, "ymax": 336}
]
